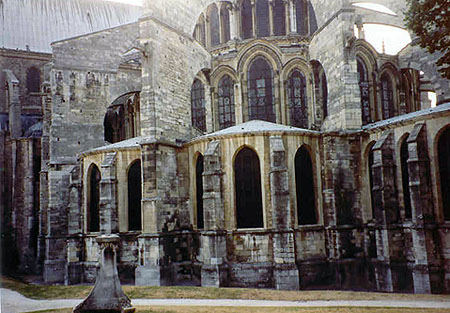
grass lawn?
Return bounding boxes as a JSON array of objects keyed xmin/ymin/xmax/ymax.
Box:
[
  {"xmin": 2, "ymin": 276, "xmax": 450, "ymax": 302},
  {"xmin": 26, "ymin": 307, "xmax": 450, "ymax": 313}
]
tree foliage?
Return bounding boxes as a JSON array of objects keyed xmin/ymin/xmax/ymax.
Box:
[{"xmin": 404, "ymin": 0, "xmax": 450, "ymax": 79}]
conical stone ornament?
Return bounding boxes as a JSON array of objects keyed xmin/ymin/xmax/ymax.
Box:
[{"xmin": 74, "ymin": 235, "xmax": 135, "ymax": 313}]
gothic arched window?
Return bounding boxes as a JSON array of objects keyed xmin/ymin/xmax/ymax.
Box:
[
  {"xmin": 311, "ymin": 60, "xmax": 328, "ymax": 120},
  {"xmin": 191, "ymin": 79, "xmax": 206, "ymax": 132},
  {"xmin": 368, "ymin": 144, "xmax": 375, "ymax": 219},
  {"xmin": 295, "ymin": 0, "xmax": 307, "ymax": 35},
  {"xmin": 208, "ymin": 4, "xmax": 220, "ymax": 47},
  {"xmin": 438, "ymin": 127, "xmax": 450, "ymax": 220},
  {"xmin": 241, "ymin": 0, "xmax": 253, "ymax": 39},
  {"xmin": 273, "ymin": 0, "xmax": 286, "ymax": 36},
  {"xmin": 220, "ymin": 4, "xmax": 231, "ymax": 43},
  {"xmin": 128, "ymin": 160, "xmax": 142, "ymax": 231},
  {"xmin": 104, "ymin": 92, "xmax": 140, "ymax": 143},
  {"xmin": 295, "ymin": 146, "xmax": 317, "ymax": 225},
  {"xmin": 88, "ymin": 164, "xmax": 101, "ymax": 232},
  {"xmin": 235, "ymin": 147, "xmax": 263, "ymax": 228},
  {"xmin": 288, "ymin": 70, "xmax": 308, "ymax": 128},
  {"xmin": 256, "ymin": 0, "xmax": 270, "ymax": 37},
  {"xmin": 381, "ymin": 73, "xmax": 394, "ymax": 120},
  {"xmin": 357, "ymin": 58, "xmax": 371, "ymax": 125},
  {"xmin": 196, "ymin": 154, "xmax": 204, "ymax": 229},
  {"xmin": 248, "ymin": 57, "xmax": 275, "ymax": 122},
  {"xmin": 400, "ymin": 138, "xmax": 412, "ymax": 219},
  {"xmin": 27, "ymin": 67, "xmax": 41, "ymax": 93},
  {"xmin": 218, "ymin": 75, "xmax": 235, "ymax": 129}
]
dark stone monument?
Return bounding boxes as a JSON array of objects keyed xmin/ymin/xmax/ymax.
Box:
[{"xmin": 73, "ymin": 235, "xmax": 135, "ymax": 313}]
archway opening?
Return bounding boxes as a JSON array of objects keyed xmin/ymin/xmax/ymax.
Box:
[
  {"xmin": 438, "ymin": 127, "xmax": 450, "ymax": 220},
  {"xmin": 196, "ymin": 154, "xmax": 204, "ymax": 229},
  {"xmin": 128, "ymin": 160, "xmax": 142, "ymax": 231},
  {"xmin": 295, "ymin": 146, "xmax": 316, "ymax": 225},
  {"xmin": 88, "ymin": 165, "xmax": 101, "ymax": 232},
  {"xmin": 235, "ymin": 148, "xmax": 263, "ymax": 228}
]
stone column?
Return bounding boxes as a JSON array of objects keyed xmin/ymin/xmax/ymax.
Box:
[
  {"xmin": 100, "ymin": 152, "xmax": 119, "ymax": 234},
  {"xmin": 251, "ymin": 0, "xmax": 257, "ymax": 38},
  {"xmin": 135, "ymin": 143, "xmax": 163, "ymax": 286},
  {"xmin": 284, "ymin": 0, "xmax": 291, "ymax": 35},
  {"xmin": 407, "ymin": 123, "xmax": 443, "ymax": 293},
  {"xmin": 269, "ymin": 0, "xmax": 275, "ymax": 36},
  {"xmin": 289, "ymin": 0, "xmax": 296, "ymax": 34},
  {"xmin": 230, "ymin": 4, "xmax": 240, "ymax": 40},
  {"xmin": 371, "ymin": 131, "xmax": 398, "ymax": 292},
  {"xmin": 200, "ymin": 141, "xmax": 228, "ymax": 287},
  {"xmin": 270, "ymin": 136, "xmax": 299, "ymax": 290},
  {"xmin": 4, "ymin": 70, "xmax": 21, "ymax": 139},
  {"xmin": 74, "ymin": 235, "xmax": 135, "ymax": 313}
]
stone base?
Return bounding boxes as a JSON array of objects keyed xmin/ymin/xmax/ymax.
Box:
[
  {"xmin": 274, "ymin": 263, "xmax": 299, "ymax": 290},
  {"xmin": 44, "ymin": 260, "xmax": 66, "ymax": 284},
  {"xmin": 66, "ymin": 262, "xmax": 83, "ymax": 285},
  {"xmin": 201, "ymin": 264, "xmax": 228, "ymax": 287},
  {"xmin": 135, "ymin": 265, "xmax": 162, "ymax": 286}
]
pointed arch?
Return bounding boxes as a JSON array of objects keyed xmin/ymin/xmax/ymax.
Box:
[
  {"xmin": 87, "ymin": 164, "xmax": 101, "ymax": 232},
  {"xmin": 234, "ymin": 147, "xmax": 263, "ymax": 228},
  {"xmin": 247, "ymin": 56, "xmax": 275, "ymax": 122},
  {"xmin": 208, "ymin": 4, "xmax": 220, "ymax": 47},
  {"xmin": 295, "ymin": 145, "xmax": 317, "ymax": 225},
  {"xmin": 128, "ymin": 160, "xmax": 142, "ymax": 231}
]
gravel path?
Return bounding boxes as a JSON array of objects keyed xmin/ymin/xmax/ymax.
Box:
[{"xmin": 2, "ymin": 288, "xmax": 450, "ymax": 313}]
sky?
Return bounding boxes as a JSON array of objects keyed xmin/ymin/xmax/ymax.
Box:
[{"xmin": 103, "ymin": 0, "xmax": 143, "ymax": 5}]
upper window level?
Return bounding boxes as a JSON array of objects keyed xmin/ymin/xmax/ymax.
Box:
[{"xmin": 193, "ymin": 0, "xmax": 317, "ymax": 49}]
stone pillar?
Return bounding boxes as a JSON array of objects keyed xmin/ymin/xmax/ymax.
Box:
[
  {"xmin": 288, "ymin": 0, "xmax": 296, "ymax": 34},
  {"xmin": 407, "ymin": 123, "xmax": 443, "ymax": 293},
  {"xmin": 74, "ymin": 235, "xmax": 135, "ymax": 313},
  {"xmin": 66, "ymin": 165, "xmax": 83, "ymax": 284},
  {"xmin": 230, "ymin": 4, "xmax": 240, "ymax": 40},
  {"xmin": 269, "ymin": 0, "xmax": 275, "ymax": 36},
  {"xmin": 371, "ymin": 131, "xmax": 398, "ymax": 292},
  {"xmin": 201, "ymin": 141, "xmax": 228, "ymax": 287},
  {"xmin": 270, "ymin": 136, "xmax": 299, "ymax": 290},
  {"xmin": 100, "ymin": 152, "xmax": 118, "ymax": 234},
  {"xmin": 4, "ymin": 70, "xmax": 21, "ymax": 139},
  {"xmin": 251, "ymin": 0, "xmax": 257, "ymax": 38},
  {"xmin": 284, "ymin": 0, "xmax": 291, "ymax": 35}
]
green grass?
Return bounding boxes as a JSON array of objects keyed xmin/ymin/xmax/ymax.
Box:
[
  {"xmin": 25, "ymin": 307, "xmax": 450, "ymax": 313},
  {"xmin": 3, "ymin": 276, "xmax": 450, "ymax": 302}
]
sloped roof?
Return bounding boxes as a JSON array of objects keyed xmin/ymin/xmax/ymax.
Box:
[{"xmin": 0, "ymin": 0, "xmax": 142, "ymax": 53}]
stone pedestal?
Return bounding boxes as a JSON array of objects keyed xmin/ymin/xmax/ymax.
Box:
[{"xmin": 73, "ymin": 235, "xmax": 135, "ymax": 313}]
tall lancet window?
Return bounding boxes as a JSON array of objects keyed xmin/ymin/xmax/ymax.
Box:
[
  {"xmin": 248, "ymin": 57, "xmax": 275, "ymax": 122},
  {"xmin": 218, "ymin": 75, "xmax": 235, "ymax": 129},
  {"xmin": 288, "ymin": 70, "xmax": 308, "ymax": 128}
]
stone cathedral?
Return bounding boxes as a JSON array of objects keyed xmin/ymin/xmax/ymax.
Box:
[{"xmin": 1, "ymin": 0, "xmax": 450, "ymax": 294}]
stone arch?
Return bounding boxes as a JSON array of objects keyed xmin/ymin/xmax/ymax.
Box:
[
  {"xmin": 104, "ymin": 91, "xmax": 140, "ymax": 143},
  {"xmin": 294, "ymin": 144, "xmax": 317, "ymax": 225},
  {"xmin": 234, "ymin": 146, "xmax": 264, "ymax": 228},
  {"xmin": 379, "ymin": 62, "xmax": 400, "ymax": 120},
  {"xmin": 211, "ymin": 65, "xmax": 238, "ymax": 86},
  {"xmin": 238, "ymin": 42, "xmax": 283, "ymax": 76},
  {"xmin": 127, "ymin": 159, "xmax": 142, "ymax": 231},
  {"xmin": 87, "ymin": 163, "xmax": 101, "ymax": 233},
  {"xmin": 435, "ymin": 124, "xmax": 450, "ymax": 220},
  {"xmin": 207, "ymin": 3, "xmax": 221, "ymax": 47}
]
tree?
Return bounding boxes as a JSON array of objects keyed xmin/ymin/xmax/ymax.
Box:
[{"xmin": 404, "ymin": 0, "xmax": 450, "ymax": 79}]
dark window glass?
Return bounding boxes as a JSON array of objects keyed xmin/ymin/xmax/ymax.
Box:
[
  {"xmin": 88, "ymin": 165, "xmax": 101, "ymax": 232},
  {"xmin": 295, "ymin": 0, "xmax": 306, "ymax": 35},
  {"xmin": 191, "ymin": 79, "xmax": 206, "ymax": 132},
  {"xmin": 221, "ymin": 5, "xmax": 231, "ymax": 43},
  {"xmin": 381, "ymin": 73, "xmax": 394, "ymax": 119},
  {"xmin": 104, "ymin": 92, "xmax": 140, "ymax": 143},
  {"xmin": 248, "ymin": 58, "xmax": 275, "ymax": 122},
  {"xmin": 241, "ymin": 0, "xmax": 253, "ymax": 39},
  {"xmin": 196, "ymin": 155, "xmax": 204, "ymax": 229},
  {"xmin": 295, "ymin": 146, "xmax": 317, "ymax": 225},
  {"xmin": 256, "ymin": 0, "xmax": 270, "ymax": 37},
  {"xmin": 308, "ymin": 1, "xmax": 318, "ymax": 33},
  {"xmin": 273, "ymin": 0, "xmax": 286, "ymax": 36},
  {"xmin": 218, "ymin": 75, "xmax": 235, "ymax": 129},
  {"xmin": 27, "ymin": 67, "xmax": 40, "ymax": 93},
  {"xmin": 368, "ymin": 146, "xmax": 375, "ymax": 219},
  {"xmin": 235, "ymin": 148, "xmax": 263, "ymax": 228},
  {"xmin": 288, "ymin": 70, "xmax": 308, "ymax": 128},
  {"xmin": 439, "ymin": 127, "xmax": 450, "ymax": 220},
  {"xmin": 357, "ymin": 59, "xmax": 371, "ymax": 125},
  {"xmin": 209, "ymin": 4, "xmax": 220, "ymax": 46},
  {"xmin": 128, "ymin": 160, "xmax": 142, "ymax": 231},
  {"xmin": 400, "ymin": 139, "xmax": 412, "ymax": 219}
]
